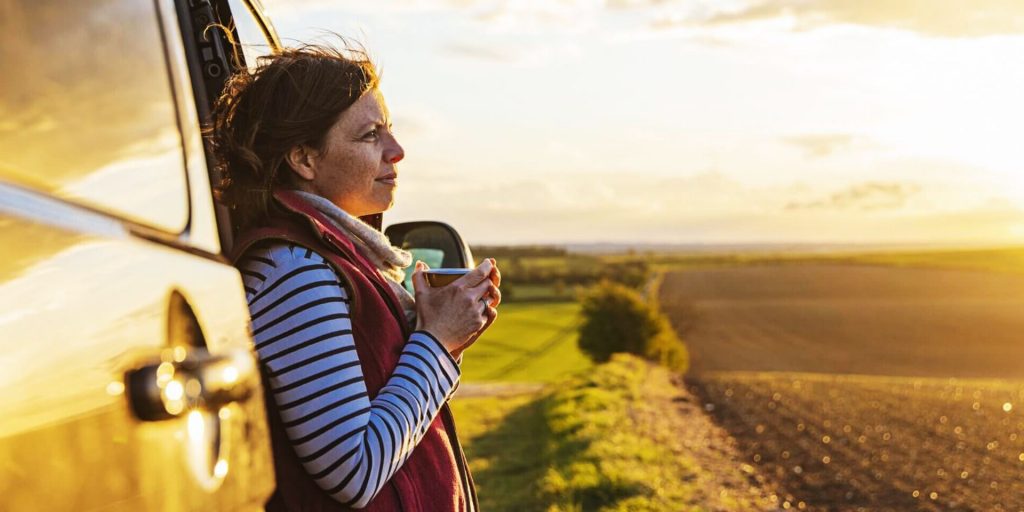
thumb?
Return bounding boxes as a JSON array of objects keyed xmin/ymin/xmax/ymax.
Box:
[{"xmin": 411, "ymin": 261, "xmax": 428, "ymax": 295}]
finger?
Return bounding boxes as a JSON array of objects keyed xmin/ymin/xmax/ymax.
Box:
[
  {"xmin": 488, "ymin": 285, "xmax": 502, "ymax": 308},
  {"xmin": 468, "ymin": 276, "xmax": 493, "ymax": 297},
  {"xmin": 490, "ymin": 262, "xmax": 501, "ymax": 287},
  {"xmin": 479, "ymin": 283, "xmax": 500, "ymax": 307},
  {"xmin": 462, "ymin": 259, "xmax": 494, "ymax": 287},
  {"xmin": 482, "ymin": 306, "xmax": 497, "ymax": 329},
  {"xmin": 411, "ymin": 261, "xmax": 429, "ymax": 295}
]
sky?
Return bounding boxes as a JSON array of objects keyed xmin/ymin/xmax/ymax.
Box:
[{"xmin": 260, "ymin": 0, "xmax": 1024, "ymax": 246}]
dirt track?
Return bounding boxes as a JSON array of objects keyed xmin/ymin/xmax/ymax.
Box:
[{"xmin": 660, "ymin": 264, "xmax": 1024, "ymax": 511}]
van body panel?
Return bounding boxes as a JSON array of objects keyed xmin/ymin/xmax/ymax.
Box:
[
  {"xmin": 0, "ymin": 184, "xmax": 274, "ymax": 510},
  {"xmin": 0, "ymin": 0, "xmax": 276, "ymax": 508}
]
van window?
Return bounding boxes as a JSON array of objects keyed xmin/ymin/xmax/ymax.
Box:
[
  {"xmin": 228, "ymin": 0, "xmax": 277, "ymax": 72},
  {"xmin": 0, "ymin": 2, "xmax": 189, "ymax": 233}
]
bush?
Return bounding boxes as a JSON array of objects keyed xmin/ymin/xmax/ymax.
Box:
[
  {"xmin": 643, "ymin": 316, "xmax": 689, "ymax": 373},
  {"xmin": 577, "ymin": 281, "xmax": 689, "ymax": 373}
]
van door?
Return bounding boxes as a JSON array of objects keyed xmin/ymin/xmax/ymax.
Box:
[{"xmin": 0, "ymin": 1, "xmax": 274, "ymax": 510}]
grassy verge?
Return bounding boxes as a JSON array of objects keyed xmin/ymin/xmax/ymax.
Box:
[
  {"xmin": 538, "ymin": 354, "xmax": 708, "ymax": 511},
  {"xmin": 454, "ymin": 354, "xmax": 720, "ymax": 511},
  {"xmin": 462, "ymin": 301, "xmax": 592, "ymax": 383}
]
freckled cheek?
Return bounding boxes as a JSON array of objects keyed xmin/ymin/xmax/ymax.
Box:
[{"xmin": 327, "ymin": 153, "xmax": 373, "ymax": 187}]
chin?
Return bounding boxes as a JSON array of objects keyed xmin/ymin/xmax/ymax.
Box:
[
  {"xmin": 374, "ymin": 194, "xmax": 396, "ymax": 213},
  {"xmin": 361, "ymin": 201, "xmax": 393, "ymax": 217}
]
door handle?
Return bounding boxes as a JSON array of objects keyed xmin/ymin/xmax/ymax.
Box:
[{"xmin": 127, "ymin": 347, "xmax": 260, "ymax": 421}]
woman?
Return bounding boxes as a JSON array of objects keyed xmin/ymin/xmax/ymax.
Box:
[{"xmin": 211, "ymin": 43, "xmax": 499, "ymax": 511}]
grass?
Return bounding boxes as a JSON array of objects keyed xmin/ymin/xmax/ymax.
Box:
[
  {"xmin": 538, "ymin": 355, "xmax": 704, "ymax": 511},
  {"xmin": 461, "ymin": 301, "xmax": 592, "ymax": 383},
  {"xmin": 452, "ymin": 355, "xmax": 712, "ymax": 512},
  {"xmin": 450, "ymin": 394, "xmax": 552, "ymax": 510}
]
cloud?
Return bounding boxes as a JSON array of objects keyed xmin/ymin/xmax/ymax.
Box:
[
  {"xmin": 605, "ymin": 0, "xmax": 674, "ymax": 9},
  {"xmin": 441, "ymin": 42, "xmax": 516, "ymax": 62},
  {"xmin": 782, "ymin": 133, "xmax": 856, "ymax": 158},
  {"xmin": 387, "ymin": 166, "xmax": 1024, "ymax": 244},
  {"xmin": 784, "ymin": 181, "xmax": 921, "ymax": 211},
  {"xmin": 269, "ymin": 0, "xmax": 1024, "ymax": 42},
  {"xmin": 390, "ymin": 170, "xmax": 767, "ymax": 241},
  {"xmin": 692, "ymin": 0, "xmax": 1024, "ymax": 38}
]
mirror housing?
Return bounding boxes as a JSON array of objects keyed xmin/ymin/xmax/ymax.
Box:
[{"xmin": 385, "ymin": 221, "xmax": 475, "ymax": 270}]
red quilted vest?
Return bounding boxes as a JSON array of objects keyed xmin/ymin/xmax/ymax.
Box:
[{"xmin": 231, "ymin": 189, "xmax": 477, "ymax": 512}]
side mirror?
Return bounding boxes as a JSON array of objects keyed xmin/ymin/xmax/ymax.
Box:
[{"xmin": 385, "ymin": 221, "xmax": 475, "ymax": 270}]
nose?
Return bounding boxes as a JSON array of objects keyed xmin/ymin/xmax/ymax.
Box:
[{"xmin": 384, "ymin": 134, "xmax": 404, "ymax": 164}]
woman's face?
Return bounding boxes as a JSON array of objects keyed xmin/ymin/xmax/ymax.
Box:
[{"xmin": 304, "ymin": 89, "xmax": 405, "ymax": 217}]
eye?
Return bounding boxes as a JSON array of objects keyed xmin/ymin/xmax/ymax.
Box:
[{"xmin": 362, "ymin": 128, "xmax": 379, "ymax": 141}]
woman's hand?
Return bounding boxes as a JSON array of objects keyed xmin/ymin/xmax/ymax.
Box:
[{"xmin": 412, "ymin": 258, "xmax": 501, "ymax": 356}]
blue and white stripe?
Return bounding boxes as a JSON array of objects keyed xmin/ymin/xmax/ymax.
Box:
[{"xmin": 240, "ymin": 243, "xmax": 460, "ymax": 508}]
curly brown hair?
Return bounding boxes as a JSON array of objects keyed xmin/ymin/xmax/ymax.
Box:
[{"xmin": 209, "ymin": 42, "xmax": 379, "ymax": 232}]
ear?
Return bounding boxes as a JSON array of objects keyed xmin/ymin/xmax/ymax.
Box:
[{"xmin": 285, "ymin": 144, "xmax": 319, "ymax": 182}]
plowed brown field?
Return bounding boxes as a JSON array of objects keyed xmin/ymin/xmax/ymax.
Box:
[{"xmin": 660, "ymin": 264, "xmax": 1024, "ymax": 511}]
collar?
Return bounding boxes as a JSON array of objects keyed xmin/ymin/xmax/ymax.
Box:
[{"xmin": 272, "ymin": 188, "xmax": 364, "ymax": 263}]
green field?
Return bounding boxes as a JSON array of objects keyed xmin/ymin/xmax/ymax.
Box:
[{"xmin": 461, "ymin": 301, "xmax": 591, "ymax": 383}]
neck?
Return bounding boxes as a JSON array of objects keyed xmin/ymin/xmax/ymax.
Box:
[{"xmin": 287, "ymin": 190, "xmax": 411, "ymax": 283}]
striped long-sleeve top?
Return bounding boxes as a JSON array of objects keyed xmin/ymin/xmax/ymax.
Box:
[{"xmin": 239, "ymin": 242, "xmax": 461, "ymax": 509}]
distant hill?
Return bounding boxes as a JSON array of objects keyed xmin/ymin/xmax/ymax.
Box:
[{"xmin": 562, "ymin": 241, "xmax": 1021, "ymax": 255}]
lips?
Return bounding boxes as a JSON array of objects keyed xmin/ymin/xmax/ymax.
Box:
[{"xmin": 376, "ymin": 173, "xmax": 397, "ymax": 186}]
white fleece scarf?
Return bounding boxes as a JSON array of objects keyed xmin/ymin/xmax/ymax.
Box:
[{"xmin": 292, "ymin": 191, "xmax": 417, "ymax": 323}]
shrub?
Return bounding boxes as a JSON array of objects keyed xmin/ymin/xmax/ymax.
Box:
[
  {"xmin": 643, "ymin": 316, "xmax": 689, "ymax": 373},
  {"xmin": 577, "ymin": 280, "xmax": 689, "ymax": 373}
]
